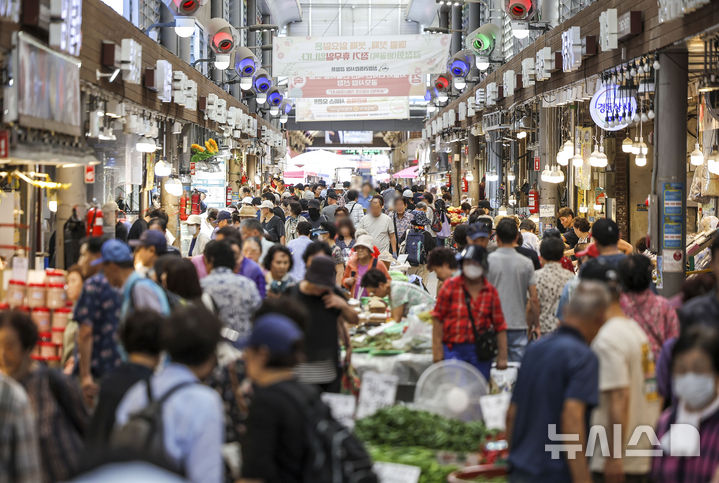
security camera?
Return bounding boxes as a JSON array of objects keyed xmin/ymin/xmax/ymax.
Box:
[
  {"xmin": 505, "ymin": 0, "xmax": 534, "ymax": 20},
  {"xmin": 253, "ymin": 69, "xmax": 272, "ymax": 93},
  {"xmin": 207, "ymin": 18, "xmax": 236, "ymax": 54},
  {"xmin": 267, "ymin": 87, "xmax": 283, "ymax": 107},
  {"xmin": 466, "ymin": 23, "xmax": 501, "ymax": 56},
  {"xmin": 164, "ymin": 0, "xmax": 204, "ymax": 16},
  {"xmin": 234, "ymin": 46, "xmax": 257, "ymax": 77},
  {"xmin": 448, "ymin": 50, "xmax": 474, "ymax": 78}
]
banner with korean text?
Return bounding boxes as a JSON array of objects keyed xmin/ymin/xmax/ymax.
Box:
[
  {"xmin": 272, "ymin": 35, "xmax": 451, "ymax": 77},
  {"xmin": 295, "ymin": 97, "xmax": 409, "ymax": 122},
  {"xmin": 289, "ymin": 75, "xmax": 426, "ymax": 98}
]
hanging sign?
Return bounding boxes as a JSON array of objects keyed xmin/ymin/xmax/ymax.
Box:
[
  {"xmin": 561, "ymin": 27, "xmax": 582, "ymax": 73},
  {"xmin": 295, "ymin": 97, "xmax": 409, "ymax": 122},
  {"xmin": 534, "ymin": 156, "xmax": 540, "ymax": 171},
  {"xmin": 84, "ymin": 165, "xmax": 95, "ymax": 184},
  {"xmin": 288, "ymin": 75, "xmax": 425, "ymax": 98},
  {"xmin": 589, "ymin": 84, "xmax": 637, "ymax": 131}
]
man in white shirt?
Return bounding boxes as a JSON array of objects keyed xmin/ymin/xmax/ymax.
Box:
[{"xmin": 357, "ymin": 196, "xmax": 397, "ymax": 256}]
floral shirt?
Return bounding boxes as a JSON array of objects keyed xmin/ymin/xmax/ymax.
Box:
[
  {"xmin": 392, "ymin": 210, "xmax": 415, "ymax": 242},
  {"xmin": 620, "ymin": 290, "xmax": 679, "ymax": 360},
  {"xmin": 201, "ymin": 267, "xmax": 261, "ymax": 337},
  {"xmin": 536, "ymin": 262, "xmax": 576, "ymax": 334},
  {"xmin": 73, "ymin": 272, "xmax": 122, "ymax": 378}
]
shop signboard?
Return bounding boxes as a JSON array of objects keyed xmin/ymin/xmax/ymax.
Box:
[
  {"xmin": 589, "ymin": 84, "xmax": 637, "ymax": 131},
  {"xmin": 272, "ymin": 35, "xmax": 451, "ymax": 77},
  {"xmin": 295, "ymin": 97, "xmax": 409, "ymax": 122},
  {"xmin": 288, "ymin": 75, "xmax": 424, "ymax": 98},
  {"xmin": 561, "ymin": 26, "xmax": 582, "ymax": 73},
  {"xmin": 663, "ymin": 183, "xmax": 682, "ymax": 216},
  {"xmin": 0, "ymin": 130, "xmax": 7, "ymax": 158},
  {"xmin": 84, "ymin": 165, "xmax": 95, "ymax": 184},
  {"xmin": 662, "ymin": 182, "xmax": 684, "ymax": 273}
]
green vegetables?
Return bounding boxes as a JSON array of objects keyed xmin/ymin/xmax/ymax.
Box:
[
  {"xmin": 355, "ymin": 405, "xmax": 487, "ymax": 453},
  {"xmin": 368, "ymin": 444, "xmax": 457, "ymax": 483},
  {"xmin": 352, "ymin": 331, "xmax": 401, "ymax": 351}
]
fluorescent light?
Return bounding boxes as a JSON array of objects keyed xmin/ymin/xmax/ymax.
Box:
[
  {"xmin": 512, "ymin": 21, "xmax": 530, "ymax": 39},
  {"xmin": 136, "ymin": 136, "xmax": 156, "ymax": 153},
  {"xmin": 174, "ymin": 17, "xmax": 196, "ymax": 38}
]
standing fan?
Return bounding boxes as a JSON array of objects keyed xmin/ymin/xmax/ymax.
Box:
[{"xmin": 413, "ymin": 360, "xmax": 489, "ymax": 422}]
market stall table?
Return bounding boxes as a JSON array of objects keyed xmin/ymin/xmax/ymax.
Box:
[{"xmin": 350, "ymin": 352, "xmax": 434, "ymax": 401}]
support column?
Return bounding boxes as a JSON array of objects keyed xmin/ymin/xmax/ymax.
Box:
[
  {"xmin": 262, "ymin": 14, "xmax": 272, "ymax": 75},
  {"xmin": 178, "ymin": 38, "xmax": 191, "ymax": 64},
  {"xmin": 229, "ymin": 0, "xmax": 241, "ymax": 99},
  {"xmin": 211, "ymin": 0, "xmax": 223, "ymax": 84},
  {"xmin": 161, "ymin": 178, "xmax": 180, "ymax": 248},
  {"xmin": 655, "ymin": 47, "xmax": 688, "ymax": 297},
  {"xmin": 450, "ymin": 6, "xmax": 462, "ymax": 55},
  {"xmin": 246, "ymin": 0, "xmax": 258, "ymax": 113},
  {"xmin": 55, "ymin": 167, "xmax": 86, "ymax": 269},
  {"xmin": 467, "ymin": 3, "xmax": 481, "ymax": 83},
  {"xmin": 539, "ymin": 107, "xmax": 559, "ymax": 228},
  {"xmin": 451, "ymin": 144, "xmax": 462, "ymax": 207},
  {"xmin": 160, "ymin": 6, "xmax": 177, "ymax": 55},
  {"xmin": 468, "ymin": 134, "xmax": 480, "ymax": 202},
  {"xmin": 438, "ymin": 6, "xmax": 449, "ymax": 30}
]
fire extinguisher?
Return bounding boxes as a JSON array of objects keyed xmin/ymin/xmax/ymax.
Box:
[
  {"xmin": 86, "ymin": 206, "xmax": 104, "ymax": 237},
  {"xmin": 179, "ymin": 191, "xmax": 189, "ymax": 221},
  {"xmin": 528, "ymin": 188, "xmax": 539, "ymax": 214},
  {"xmin": 190, "ymin": 191, "xmax": 201, "ymax": 215}
]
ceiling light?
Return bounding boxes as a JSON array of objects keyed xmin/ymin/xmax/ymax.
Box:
[
  {"xmin": 551, "ymin": 167, "xmax": 565, "ymax": 183},
  {"xmin": 562, "ymin": 140, "xmax": 574, "ymax": 155},
  {"xmin": 154, "ymin": 160, "xmax": 171, "ymax": 177},
  {"xmin": 280, "ymin": 114, "xmax": 288, "ymax": 124},
  {"xmin": 98, "ymin": 127, "xmax": 116, "ymax": 141},
  {"xmin": 465, "ymin": 171, "xmax": 474, "ymax": 182},
  {"xmin": 476, "ymin": 56, "xmax": 490, "ymax": 71},
  {"xmin": 557, "ymin": 149, "xmax": 569, "ymax": 166},
  {"xmin": 164, "ymin": 177, "xmax": 184, "ymax": 196},
  {"xmin": 594, "ymin": 203, "xmax": 603, "ymax": 211},
  {"xmin": 172, "ymin": 121, "xmax": 182, "ymax": 134},
  {"xmin": 427, "ymin": 103, "xmax": 437, "ymax": 113},
  {"xmin": 579, "ymin": 205, "xmax": 588, "ymax": 213},
  {"xmin": 486, "ymin": 170, "xmax": 498, "ymax": 181},
  {"xmin": 707, "ymin": 146, "xmax": 719, "ymax": 174},
  {"xmin": 621, "ymin": 135, "xmax": 633, "ymax": 153},
  {"xmin": 540, "ymin": 166, "xmax": 552, "ymax": 182},
  {"xmin": 48, "ymin": 200, "xmax": 58, "ymax": 213},
  {"xmin": 453, "ymin": 76, "xmax": 466, "ymax": 91},
  {"xmin": 631, "ymin": 136, "xmax": 641, "ymax": 155},
  {"xmin": 507, "ymin": 172, "xmax": 516, "ymax": 181},
  {"xmin": 590, "ymin": 144, "xmax": 608, "ymax": 168},
  {"xmin": 571, "ymin": 153, "xmax": 583, "ymax": 167},
  {"xmin": 214, "ymin": 55, "xmax": 231, "ymax": 70},
  {"xmin": 635, "ymin": 154, "xmax": 647, "ymax": 167},
  {"xmin": 512, "ymin": 21, "xmax": 530, "ymax": 39},
  {"xmin": 240, "ymin": 76, "xmax": 253, "ymax": 91},
  {"xmin": 498, "ymin": 205, "xmax": 508, "ymax": 216},
  {"xmin": 437, "ymin": 91, "xmax": 449, "ymax": 103},
  {"xmin": 690, "ymin": 143, "xmax": 704, "ymax": 166},
  {"xmin": 174, "ymin": 17, "xmax": 196, "ymax": 38},
  {"xmin": 516, "ymin": 131, "xmax": 527, "ymax": 139},
  {"xmin": 270, "ymin": 106, "xmax": 280, "ymax": 116},
  {"xmin": 256, "ymin": 92, "xmax": 267, "ymax": 104},
  {"xmin": 136, "ymin": 136, "xmax": 156, "ymax": 153}
]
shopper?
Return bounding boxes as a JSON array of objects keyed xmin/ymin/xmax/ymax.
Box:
[
  {"xmin": 361, "ymin": 268, "xmax": 435, "ymax": 321},
  {"xmin": 184, "ymin": 214, "xmax": 210, "ymax": 257},
  {"xmin": 115, "ymin": 305, "xmax": 224, "ymax": 483},
  {"xmin": 558, "ymin": 207, "xmax": 579, "ymax": 248},
  {"xmin": 452, "ymin": 224, "xmax": 469, "ymax": 252},
  {"xmin": 466, "ymin": 219, "xmax": 492, "ymax": 248},
  {"xmin": 333, "ymin": 206, "xmax": 350, "ymax": 223},
  {"xmin": 391, "ymin": 197, "xmax": 415, "ymax": 243},
  {"xmin": 403, "ymin": 211, "xmax": 436, "ymax": 279},
  {"xmin": 580, "ymin": 218, "xmax": 626, "ymax": 272},
  {"xmin": 127, "ymin": 208, "xmax": 163, "ymax": 242},
  {"xmin": 201, "ymin": 208, "xmax": 219, "ymax": 240},
  {"xmin": 618, "ymin": 254, "xmax": 679, "ymax": 360},
  {"xmin": 74, "ymin": 237, "xmax": 122, "ymax": 407},
  {"xmin": 678, "ymin": 237, "xmax": 719, "ymax": 327},
  {"xmin": 427, "ymin": 246, "xmax": 459, "ymax": 283},
  {"xmin": 487, "ymin": 219, "xmax": 539, "ymax": 361},
  {"xmin": 322, "ymin": 191, "xmax": 340, "ymax": 222},
  {"xmin": 433, "ymin": 199, "xmax": 452, "ymax": 246},
  {"xmin": 239, "ymin": 313, "xmax": 309, "ymax": 482},
  {"xmin": 344, "ymin": 189, "xmax": 365, "ymax": 226},
  {"xmin": 358, "ymin": 182, "xmax": 373, "ymax": 210},
  {"xmin": 162, "ymin": 258, "xmax": 205, "ymax": 303},
  {"xmin": 342, "ymin": 234, "xmax": 391, "ymax": 299},
  {"xmin": 284, "ymin": 201, "xmax": 303, "ymax": 243},
  {"xmin": 201, "ymin": 240, "xmax": 261, "ymax": 339},
  {"xmin": 0, "ymin": 311, "xmax": 89, "ymax": 483},
  {"xmin": 215, "ymin": 227, "xmax": 267, "ymax": 299},
  {"xmin": 315, "ymin": 221, "xmax": 345, "ymax": 285},
  {"xmin": 431, "ymin": 245, "xmax": 508, "ymax": 380},
  {"xmin": 240, "ymin": 218, "xmax": 274, "ymax": 264},
  {"xmin": 147, "ymin": 217, "xmax": 181, "ymax": 257},
  {"xmin": 260, "ymin": 200, "xmax": 285, "ymax": 244},
  {"xmin": 306, "ymin": 199, "xmax": 328, "ymax": 229},
  {"xmin": 519, "ymin": 219, "xmax": 539, "ymax": 255},
  {"xmin": 285, "ymin": 256, "xmax": 359, "ymax": 392},
  {"xmin": 652, "ymin": 324, "xmax": 719, "ymax": 481},
  {"xmin": 0, "ymin": 372, "xmax": 41, "ymax": 483},
  {"xmin": 573, "ymin": 217, "xmax": 591, "ymax": 245},
  {"xmin": 288, "ymin": 221, "xmax": 314, "ymax": 281},
  {"xmin": 264, "ymin": 244, "xmax": 297, "ymax": 296},
  {"xmin": 242, "ymin": 237, "xmax": 263, "ymax": 265},
  {"xmin": 86, "ymin": 310, "xmax": 162, "ymax": 447},
  {"xmin": 60, "ymin": 264, "xmax": 84, "ymax": 372},
  {"xmin": 580, "ymin": 258, "xmax": 661, "ymax": 482},
  {"xmin": 129, "ymin": 229, "xmax": 167, "ymax": 277},
  {"xmin": 336, "ymin": 217, "xmax": 356, "ymax": 259},
  {"xmin": 507, "ymin": 281, "xmax": 611, "ymax": 483},
  {"xmin": 535, "ymin": 236, "xmax": 576, "ymax": 335},
  {"xmin": 358, "ymin": 196, "xmax": 397, "ymax": 256}
]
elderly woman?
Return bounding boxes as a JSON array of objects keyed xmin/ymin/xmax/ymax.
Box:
[
  {"xmin": 242, "ymin": 237, "xmax": 263, "ymax": 265},
  {"xmin": 263, "ymin": 244, "xmax": 296, "ymax": 296}
]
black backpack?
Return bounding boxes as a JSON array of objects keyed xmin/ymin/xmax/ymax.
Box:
[
  {"xmin": 277, "ymin": 383, "xmax": 378, "ymax": 483},
  {"xmin": 110, "ymin": 380, "xmax": 196, "ymax": 475}
]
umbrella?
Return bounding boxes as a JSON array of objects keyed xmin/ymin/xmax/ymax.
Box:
[{"xmin": 392, "ymin": 166, "xmax": 419, "ymax": 179}]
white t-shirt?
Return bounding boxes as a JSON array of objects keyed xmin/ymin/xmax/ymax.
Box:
[
  {"xmin": 590, "ymin": 316, "xmax": 661, "ymax": 475},
  {"xmin": 358, "ymin": 213, "xmax": 395, "ymax": 255}
]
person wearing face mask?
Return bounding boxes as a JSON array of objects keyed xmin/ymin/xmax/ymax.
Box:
[
  {"xmin": 306, "ymin": 199, "xmax": 328, "ymax": 229},
  {"xmin": 184, "ymin": 215, "xmax": 209, "ymax": 258},
  {"xmin": 652, "ymin": 324, "xmax": 719, "ymax": 482},
  {"xmin": 431, "ymin": 245, "xmax": 508, "ymax": 381},
  {"xmin": 580, "ymin": 258, "xmax": 661, "ymax": 483}
]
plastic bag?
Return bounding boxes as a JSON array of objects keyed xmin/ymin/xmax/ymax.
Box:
[{"xmin": 392, "ymin": 314, "xmax": 432, "ymax": 352}]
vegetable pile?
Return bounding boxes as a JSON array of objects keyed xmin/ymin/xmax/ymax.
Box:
[
  {"xmin": 355, "ymin": 405, "xmax": 488, "ymax": 452},
  {"xmin": 368, "ymin": 445, "xmax": 457, "ymax": 483}
]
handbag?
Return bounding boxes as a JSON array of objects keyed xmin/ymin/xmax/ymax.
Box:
[{"xmin": 464, "ymin": 289, "xmax": 497, "ymax": 361}]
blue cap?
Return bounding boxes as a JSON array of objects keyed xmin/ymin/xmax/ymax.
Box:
[
  {"xmin": 240, "ymin": 313, "xmax": 303, "ymax": 356},
  {"xmin": 129, "ymin": 229, "xmax": 167, "ymax": 254},
  {"xmin": 468, "ymin": 220, "xmax": 492, "ymax": 240},
  {"xmin": 217, "ymin": 210, "xmax": 232, "ymax": 222},
  {"xmin": 92, "ymin": 239, "xmax": 133, "ymax": 266}
]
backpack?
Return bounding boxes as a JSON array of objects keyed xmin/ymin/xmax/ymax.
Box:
[
  {"xmin": 110, "ymin": 380, "xmax": 195, "ymax": 475},
  {"xmin": 404, "ymin": 228, "xmax": 426, "ymax": 267},
  {"xmin": 430, "ymin": 211, "xmax": 443, "ymax": 233},
  {"xmin": 277, "ymin": 383, "xmax": 378, "ymax": 483}
]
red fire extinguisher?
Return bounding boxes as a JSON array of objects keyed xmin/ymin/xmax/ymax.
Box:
[
  {"xmin": 190, "ymin": 191, "xmax": 201, "ymax": 215},
  {"xmin": 528, "ymin": 189, "xmax": 539, "ymax": 214},
  {"xmin": 179, "ymin": 191, "xmax": 189, "ymax": 221},
  {"xmin": 86, "ymin": 206, "xmax": 104, "ymax": 237}
]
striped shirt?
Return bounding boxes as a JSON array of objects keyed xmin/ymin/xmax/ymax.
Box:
[{"xmin": 0, "ymin": 375, "xmax": 41, "ymax": 483}]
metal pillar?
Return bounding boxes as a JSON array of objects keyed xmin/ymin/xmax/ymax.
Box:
[
  {"xmin": 539, "ymin": 107, "xmax": 559, "ymax": 229},
  {"xmin": 178, "ymin": 37, "xmax": 191, "ymax": 64},
  {"xmin": 468, "ymin": 134, "xmax": 480, "ymax": 202},
  {"xmin": 467, "ymin": 3, "xmax": 481, "ymax": 82},
  {"xmin": 450, "ymin": 6, "xmax": 462, "ymax": 55},
  {"xmin": 438, "ymin": 6, "xmax": 449, "ymax": 29},
  {"xmin": 55, "ymin": 166, "xmax": 86, "ymax": 269},
  {"xmin": 655, "ymin": 47, "xmax": 688, "ymax": 297},
  {"xmin": 487, "ymin": 132, "xmax": 501, "ymax": 210},
  {"xmin": 247, "ymin": 0, "xmax": 258, "ymax": 112},
  {"xmin": 229, "ymin": 0, "xmax": 241, "ymax": 99},
  {"xmin": 451, "ymin": 144, "xmax": 462, "ymax": 206},
  {"xmin": 262, "ymin": 14, "xmax": 272, "ymax": 75},
  {"xmin": 211, "ymin": 0, "xmax": 223, "ymax": 84},
  {"xmin": 160, "ymin": 6, "xmax": 177, "ymax": 55}
]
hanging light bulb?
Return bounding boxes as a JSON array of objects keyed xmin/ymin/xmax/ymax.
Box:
[
  {"xmin": 516, "ymin": 131, "xmax": 527, "ymax": 139},
  {"xmin": 631, "ymin": 136, "xmax": 641, "ymax": 155},
  {"xmin": 240, "ymin": 77, "xmax": 253, "ymax": 91},
  {"xmin": 270, "ymin": 105, "xmax": 280, "ymax": 116},
  {"xmin": 557, "ymin": 148, "xmax": 569, "ymax": 166},
  {"xmin": 453, "ymin": 76, "xmax": 466, "ymax": 91},
  {"xmin": 589, "ymin": 144, "xmax": 601, "ymax": 167},
  {"xmin": 594, "ymin": 203, "xmax": 603, "ymax": 211},
  {"xmin": 540, "ymin": 166, "xmax": 553, "ymax": 182},
  {"xmin": 579, "ymin": 205, "xmax": 588, "ymax": 213},
  {"xmin": 562, "ymin": 140, "xmax": 574, "ymax": 155},
  {"xmin": 256, "ymin": 92, "xmax": 267, "ymax": 105},
  {"xmin": 164, "ymin": 177, "xmax": 184, "ymax": 197},
  {"xmin": 498, "ymin": 205, "xmax": 508, "ymax": 216},
  {"xmin": 509, "ymin": 196, "xmax": 517, "ymax": 206},
  {"xmin": 592, "ymin": 144, "xmax": 608, "ymax": 168},
  {"xmin": 707, "ymin": 146, "xmax": 719, "ymax": 174},
  {"xmin": 154, "ymin": 160, "xmax": 171, "ymax": 177},
  {"xmin": 507, "ymin": 172, "xmax": 516, "ymax": 181},
  {"xmin": 635, "ymin": 154, "xmax": 647, "ymax": 167},
  {"xmin": 136, "ymin": 136, "xmax": 156, "ymax": 153},
  {"xmin": 571, "ymin": 152, "xmax": 584, "ymax": 167},
  {"xmin": 465, "ymin": 171, "xmax": 474, "ymax": 182},
  {"xmin": 551, "ymin": 166, "xmax": 565, "ymax": 183},
  {"xmin": 486, "ymin": 170, "xmax": 499, "ymax": 182},
  {"xmin": 622, "ymin": 135, "xmax": 634, "ymax": 153},
  {"xmin": 437, "ymin": 91, "xmax": 449, "ymax": 103},
  {"xmin": 690, "ymin": 143, "xmax": 705, "ymax": 166}
]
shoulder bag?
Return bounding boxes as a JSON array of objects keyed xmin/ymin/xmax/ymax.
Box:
[{"xmin": 463, "ymin": 289, "xmax": 497, "ymax": 361}]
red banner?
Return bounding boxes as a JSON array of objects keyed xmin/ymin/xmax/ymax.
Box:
[{"xmin": 289, "ymin": 75, "xmax": 425, "ymax": 98}]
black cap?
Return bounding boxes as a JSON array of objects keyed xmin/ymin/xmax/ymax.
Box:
[
  {"xmin": 327, "ymin": 191, "xmax": 338, "ymax": 200},
  {"xmin": 580, "ymin": 257, "xmax": 620, "ymax": 283},
  {"xmin": 592, "ymin": 218, "xmax": 620, "ymax": 246},
  {"xmin": 459, "ymin": 245, "xmax": 489, "ymax": 269}
]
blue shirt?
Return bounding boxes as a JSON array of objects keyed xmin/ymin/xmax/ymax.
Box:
[
  {"xmin": 287, "ymin": 236, "xmax": 313, "ymax": 281},
  {"xmin": 121, "ymin": 272, "xmax": 170, "ymax": 320},
  {"xmin": 238, "ymin": 257, "xmax": 267, "ymax": 299},
  {"xmin": 73, "ymin": 272, "xmax": 122, "ymax": 378},
  {"xmin": 508, "ymin": 326, "xmax": 599, "ymax": 482},
  {"xmin": 115, "ymin": 363, "xmax": 224, "ymax": 483},
  {"xmin": 357, "ymin": 194, "xmax": 372, "ymax": 210}
]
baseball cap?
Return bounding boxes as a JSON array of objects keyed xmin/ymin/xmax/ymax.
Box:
[
  {"xmin": 92, "ymin": 239, "xmax": 133, "ymax": 266},
  {"xmin": 459, "ymin": 245, "xmax": 488, "ymax": 268},
  {"xmin": 184, "ymin": 214, "xmax": 202, "ymax": 225},
  {"xmin": 260, "ymin": 200, "xmax": 274, "ymax": 210},
  {"xmin": 579, "ymin": 257, "xmax": 620, "ymax": 283},
  {"xmin": 327, "ymin": 191, "xmax": 338, "ymax": 200},
  {"xmin": 591, "ymin": 218, "xmax": 620, "ymax": 246},
  {"xmin": 239, "ymin": 313, "xmax": 303, "ymax": 356},
  {"xmin": 468, "ymin": 220, "xmax": 492, "ymax": 240},
  {"xmin": 402, "ymin": 189, "xmax": 413, "ymax": 198},
  {"xmin": 241, "ymin": 196, "xmax": 254, "ymax": 204},
  {"xmin": 217, "ymin": 210, "xmax": 232, "ymax": 222},
  {"xmin": 129, "ymin": 229, "xmax": 167, "ymax": 254},
  {"xmin": 304, "ymin": 255, "xmax": 336, "ymax": 287}
]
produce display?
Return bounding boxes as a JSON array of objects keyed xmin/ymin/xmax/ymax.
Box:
[
  {"xmin": 447, "ymin": 206, "xmax": 469, "ymax": 226},
  {"xmin": 368, "ymin": 445, "xmax": 458, "ymax": 483}
]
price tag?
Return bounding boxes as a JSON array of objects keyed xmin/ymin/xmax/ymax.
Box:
[
  {"xmin": 373, "ymin": 462, "xmax": 421, "ymax": 483},
  {"xmin": 321, "ymin": 393, "xmax": 356, "ymax": 429},
  {"xmin": 356, "ymin": 371, "xmax": 398, "ymax": 419},
  {"xmin": 479, "ymin": 392, "xmax": 511, "ymax": 431},
  {"xmin": 11, "ymin": 257, "xmax": 28, "ymax": 282},
  {"xmin": 539, "ymin": 204, "xmax": 555, "ymax": 218}
]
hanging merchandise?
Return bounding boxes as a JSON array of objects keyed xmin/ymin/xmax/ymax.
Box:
[{"xmin": 86, "ymin": 206, "xmax": 104, "ymax": 237}]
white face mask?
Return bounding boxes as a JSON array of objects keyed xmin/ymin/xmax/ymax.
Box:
[
  {"xmin": 674, "ymin": 372, "xmax": 717, "ymax": 410},
  {"xmin": 463, "ymin": 264, "xmax": 484, "ymax": 280}
]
